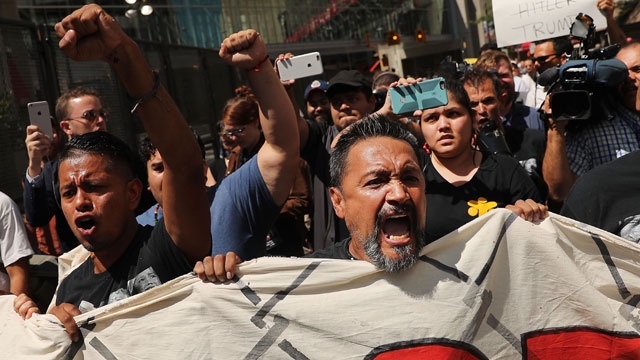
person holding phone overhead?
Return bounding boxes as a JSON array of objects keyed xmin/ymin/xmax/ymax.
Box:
[
  {"xmin": 23, "ymin": 87, "xmax": 109, "ymax": 253},
  {"xmin": 391, "ymin": 77, "xmax": 547, "ymax": 243},
  {"xmin": 293, "ymin": 69, "xmax": 377, "ymax": 252}
]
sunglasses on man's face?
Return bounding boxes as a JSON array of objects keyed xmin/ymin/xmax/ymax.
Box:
[
  {"xmin": 533, "ymin": 54, "xmax": 559, "ymax": 64},
  {"xmin": 66, "ymin": 109, "xmax": 108, "ymax": 123}
]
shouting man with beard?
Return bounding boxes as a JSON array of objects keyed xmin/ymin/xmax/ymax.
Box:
[{"xmin": 195, "ymin": 114, "xmax": 427, "ymax": 279}]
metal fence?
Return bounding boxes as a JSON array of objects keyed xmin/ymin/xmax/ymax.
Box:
[{"xmin": 0, "ymin": 18, "xmax": 240, "ymax": 204}]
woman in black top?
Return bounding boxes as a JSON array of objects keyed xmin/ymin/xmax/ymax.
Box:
[{"xmin": 409, "ymin": 79, "xmax": 546, "ymax": 243}]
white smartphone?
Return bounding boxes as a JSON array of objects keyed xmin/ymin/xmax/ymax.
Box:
[
  {"xmin": 277, "ymin": 52, "xmax": 324, "ymax": 81},
  {"xmin": 27, "ymin": 101, "xmax": 54, "ymax": 139}
]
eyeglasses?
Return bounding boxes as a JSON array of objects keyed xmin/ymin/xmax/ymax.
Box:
[
  {"xmin": 533, "ymin": 54, "xmax": 559, "ymax": 64},
  {"xmin": 65, "ymin": 109, "xmax": 108, "ymax": 123},
  {"xmin": 219, "ymin": 126, "xmax": 246, "ymax": 138}
]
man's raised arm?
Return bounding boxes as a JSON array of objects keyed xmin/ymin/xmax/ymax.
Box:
[
  {"xmin": 219, "ymin": 31, "xmax": 299, "ymax": 206},
  {"xmin": 54, "ymin": 5, "xmax": 210, "ymax": 262}
]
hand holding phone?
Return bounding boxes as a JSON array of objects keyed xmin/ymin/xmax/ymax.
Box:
[
  {"xmin": 390, "ymin": 78, "xmax": 448, "ymax": 115},
  {"xmin": 27, "ymin": 101, "xmax": 54, "ymax": 139},
  {"xmin": 277, "ymin": 52, "xmax": 324, "ymax": 81}
]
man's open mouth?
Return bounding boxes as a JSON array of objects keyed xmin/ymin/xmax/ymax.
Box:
[
  {"xmin": 382, "ymin": 214, "xmax": 412, "ymax": 244},
  {"xmin": 76, "ymin": 218, "xmax": 96, "ymax": 231}
]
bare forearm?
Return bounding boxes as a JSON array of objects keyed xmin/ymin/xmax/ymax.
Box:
[
  {"xmin": 542, "ymin": 129, "xmax": 577, "ymax": 201},
  {"xmin": 107, "ymin": 39, "xmax": 201, "ymax": 171},
  {"xmin": 285, "ymin": 86, "xmax": 310, "ymax": 149},
  {"xmin": 107, "ymin": 38, "xmax": 209, "ymax": 261},
  {"xmin": 7, "ymin": 259, "xmax": 30, "ymax": 296},
  {"xmin": 251, "ymin": 60, "xmax": 300, "ymax": 205},
  {"xmin": 249, "ymin": 60, "xmax": 299, "ymax": 157},
  {"xmin": 606, "ymin": 16, "xmax": 627, "ymax": 46}
]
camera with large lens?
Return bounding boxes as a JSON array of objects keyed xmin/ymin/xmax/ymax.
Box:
[
  {"xmin": 539, "ymin": 13, "xmax": 628, "ymax": 123},
  {"xmin": 476, "ymin": 119, "xmax": 512, "ymax": 155}
]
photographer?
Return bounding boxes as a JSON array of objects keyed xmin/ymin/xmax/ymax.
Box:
[
  {"xmin": 542, "ymin": 42, "xmax": 640, "ymax": 205},
  {"xmin": 463, "ymin": 69, "xmax": 548, "ymax": 199}
]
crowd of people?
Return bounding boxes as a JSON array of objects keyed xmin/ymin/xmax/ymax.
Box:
[{"xmin": 2, "ymin": 2, "xmax": 640, "ymax": 344}]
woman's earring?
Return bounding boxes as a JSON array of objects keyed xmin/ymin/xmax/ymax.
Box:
[{"xmin": 423, "ymin": 142, "xmax": 431, "ymax": 155}]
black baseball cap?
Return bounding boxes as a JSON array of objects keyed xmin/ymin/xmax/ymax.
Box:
[{"xmin": 327, "ymin": 70, "xmax": 372, "ymax": 98}]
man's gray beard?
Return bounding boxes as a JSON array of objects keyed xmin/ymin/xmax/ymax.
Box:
[{"xmin": 362, "ymin": 211, "xmax": 425, "ymax": 273}]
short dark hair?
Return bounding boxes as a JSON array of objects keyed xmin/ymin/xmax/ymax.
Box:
[
  {"xmin": 329, "ymin": 114, "xmax": 424, "ymax": 188},
  {"xmin": 480, "ymin": 43, "xmax": 498, "ymax": 53},
  {"xmin": 443, "ymin": 77, "xmax": 473, "ymax": 117},
  {"xmin": 372, "ymin": 72, "xmax": 400, "ymax": 89},
  {"xmin": 139, "ymin": 128, "xmax": 205, "ymax": 163},
  {"xmin": 61, "ymin": 131, "xmax": 143, "ymax": 182},
  {"xmin": 56, "ymin": 86, "xmax": 102, "ymax": 121},
  {"xmin": 462, "ymin": 68, "xmax": 502, "ymax": 97},
  {"xmin": 535, "ymin": 37, "xmax": 573, "ymax": 56}
]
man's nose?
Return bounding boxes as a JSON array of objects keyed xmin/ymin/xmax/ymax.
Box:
[
  {"xmin": 74, "ymin": 190, "xmax": 92, "ymax": 211},
  {"xmin": 387, "ymin": 180, "xmax": 409, "ymax": 203}
]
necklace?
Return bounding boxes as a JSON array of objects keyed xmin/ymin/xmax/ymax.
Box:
[{"xmin": 153, "ymin": 204, "xmax": 161, "ymax": 225}]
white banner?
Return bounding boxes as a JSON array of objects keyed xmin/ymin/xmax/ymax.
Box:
[
  {"xmin": 492, "ymin": 0, "xmax": 607, "ymax": 47},
  {"xmin": 3, "ymin": 210, "xmax": 640, "ymax": 359}
]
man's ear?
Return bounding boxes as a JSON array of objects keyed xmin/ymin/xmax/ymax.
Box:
[
  {"xmin": 329, "ymin": 187, "xmax": 346, "ymax": 219},
  {"xmin": 127, "ymin": 178, "xmax": 144, "ymax": 211},
  {"xmin": 59, "ymin": 120, "xmax": 73, "ymax": 138},
  {"xmin": 499, "ymin": 89, "xmax": 510, "ymax": 106}
]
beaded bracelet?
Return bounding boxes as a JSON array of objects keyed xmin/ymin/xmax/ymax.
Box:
[
  {"xmin": 248, "ymin": 55, "xmax": 270, "ymax": 72},
  {"xmin": 130, "ymin": 71, "xmax": 161, "ymax": 114}
]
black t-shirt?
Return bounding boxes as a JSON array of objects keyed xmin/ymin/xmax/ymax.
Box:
[
  {"xmin": 505, "ymin": 127, "xmax": 548, "ymax": 199},
  {"xmin": 425, "ymin": 152, "xmax": 542, "ymax": 243},
  {"xmin": 561, "ymin": 150, "xmax": 640, "ymax": 242},
  {"xmin": 306, "ymin": 238, "xmax": 353, "ymax": 260},
  {"xmin": 301, "ymin": 120, "xmax": 349, "ymax": 251},
  {"xmin": 55, "ymin": 220, "xmax": 192, "ymax": 311}
]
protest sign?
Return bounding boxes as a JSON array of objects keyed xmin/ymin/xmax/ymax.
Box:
[{"xmin": 493, "ymin": 0, "xmax": 607, "ymax": 47}]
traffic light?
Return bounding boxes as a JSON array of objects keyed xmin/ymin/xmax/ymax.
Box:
[
  {"xmin": 416, "ymin": 29, "xmax": 426, "ymax": 43},
  {"xmin": 386, "ymin": 30, "xmax": 401, "ymax": 45}
]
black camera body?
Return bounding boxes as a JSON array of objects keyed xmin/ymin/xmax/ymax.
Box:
[
  {"xmin": 543, "ymin": 13, "xmax": 628, "ymax": 122},
  {"xmin": 550, "ymin": 57, "xmax": 627, "ymax": 121}
]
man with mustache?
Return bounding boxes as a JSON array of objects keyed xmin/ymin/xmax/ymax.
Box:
[{"xmin": 195, "ymin": 114, "xmax": 427, "ymax": 279}]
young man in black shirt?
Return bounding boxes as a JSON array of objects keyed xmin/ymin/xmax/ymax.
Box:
[{"xmin": 13, "ymin": 4, "xmax": 212, "ymax": 341}]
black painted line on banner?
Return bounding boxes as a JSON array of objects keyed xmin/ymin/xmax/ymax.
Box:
[
  {"xmin": 278, "ymin": 339, "xmax": 311, "ymax": 360},
  {"xmin": 420, "ymin": 255, "xmax": 470, "ymax": 282},
  {"xmin": 487, "ymin": 313, "xmax": 522, "ymax": 354},
  {"xmin": 236, "ymin": 276, "xmax": 262, "ymax": 306},
  {"xmin": 462, "ymin": 289, "xmax": 493, "ymax": 343},
  {"xmin": 89, "ymin": 337, "xmax": 119, "ymax": 360},
  {"xmin": 61, "ymin": 322, "xmax": 97, "ymax": 360},
  {"xmin": 627, "ymin": 294, "xmax": 640, "ymax": 307},
  {"xmin": 245, "ymin": 314, "xmax": 290, "ymax": 360},
  {"xmin": 590, "ymin": 232, "xmax": 632, "ymax": 300},
  {"xmin": 251, "ymin": 261, "xmax": 322, "ymax": 329},
  {"xmin": 474, "ymin": 213, "xmax": 517, "ymax": 286}
]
